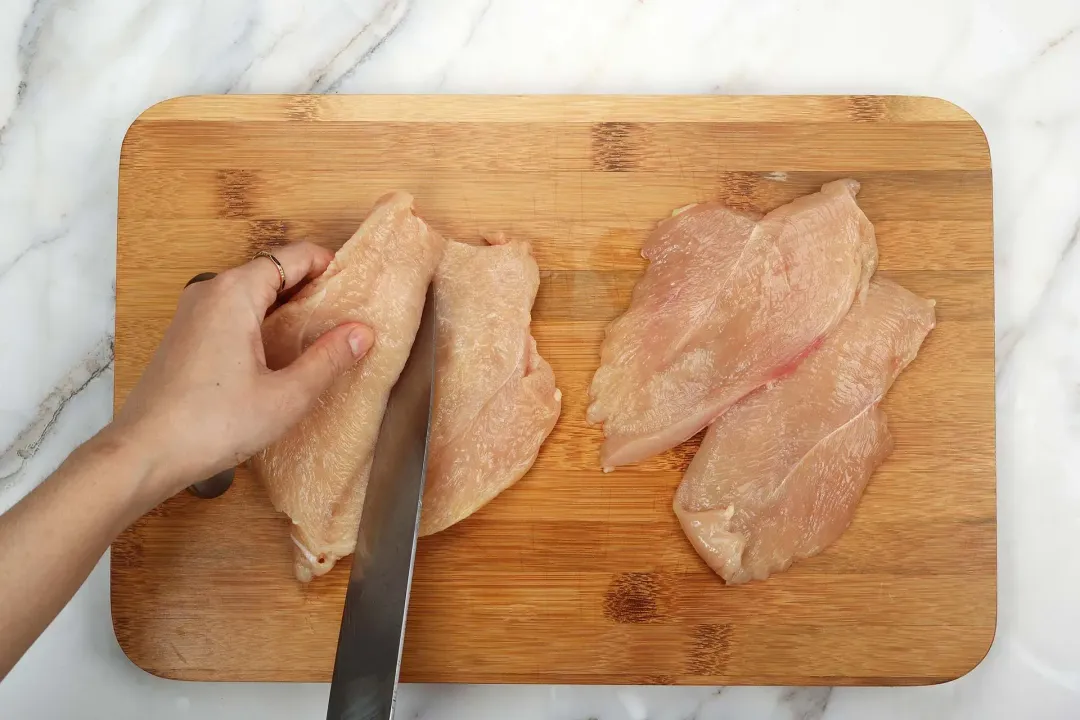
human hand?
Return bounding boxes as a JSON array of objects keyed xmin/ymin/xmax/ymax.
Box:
[{"xmin": 108, "ymin": 242, "xmax": 374, "ymax": 502}]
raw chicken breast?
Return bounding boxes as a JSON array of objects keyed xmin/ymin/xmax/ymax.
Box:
[
  {"xmin": 252, "ymin": 192, "xmax": 446, "ymax": 582},
  {"xmin": 674, "ymin": 279, "xmax": 936, "ymax": 584},
  {"xmin": 588, "ymin": 180, "xmax": 878, "ymax": 469},
  {"xmin": 421, "ymin": 235, "xmax": 562, "ymax": 536}
]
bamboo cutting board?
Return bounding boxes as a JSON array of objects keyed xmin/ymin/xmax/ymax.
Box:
[{"xmin": 112, "ymin": 95, "xmax": 995, "ymax": 685}]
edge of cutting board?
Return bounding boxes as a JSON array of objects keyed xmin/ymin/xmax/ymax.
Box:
[{"xmin": 112, "ymin": 94, "xmax": 995, "ymax": 685}]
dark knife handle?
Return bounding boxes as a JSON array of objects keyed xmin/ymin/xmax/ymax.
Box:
[{"xmin": 182, "ymin": 271, "xmax": 235, "ymax": 499}]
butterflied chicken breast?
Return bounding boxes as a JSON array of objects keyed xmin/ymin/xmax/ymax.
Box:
[
  {"xmin": 588, "ymin": 180, "xmax": 878, "ymax": 469},
  {"xmin": 674, "ymin": 279, "xmax": 936, "ymax": 584},
  {"xmin": 421, "ymin": 235, "xmax": 562, "ymax": 536},
  {"xmin": 252, "ymin": 192, "xmax": 446, "ymax": 582}
]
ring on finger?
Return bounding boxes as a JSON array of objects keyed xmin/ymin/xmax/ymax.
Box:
[{"xmin": 253, "ymin": 250, "xmax": 287, "ymax": 294}]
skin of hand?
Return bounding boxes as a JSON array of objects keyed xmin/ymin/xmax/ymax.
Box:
[
  {"xmin": 0, "ymin": 242, "xmax": 372, "ymax": 679},
  {"xmin": 113, "ymin": 241, "xmax": 374, "ymax": 499}
]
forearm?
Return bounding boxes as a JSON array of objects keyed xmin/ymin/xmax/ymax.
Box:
[
  {"xmin": 0, "ymin": 244, "xmax": 363, "ymax": 680},
  {"xmin": 0, "ymin": 430, "xmax": 164, "ymax": 679}
]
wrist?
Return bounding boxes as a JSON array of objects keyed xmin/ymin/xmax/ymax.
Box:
[{"xmin": 84, "ymin": 424, "xmax": 176, "ymax": 516}]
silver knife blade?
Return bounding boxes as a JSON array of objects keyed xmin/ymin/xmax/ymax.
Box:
[{"xmin": 326, "ymin": 285, "xmax": 436, "ymax": 720}]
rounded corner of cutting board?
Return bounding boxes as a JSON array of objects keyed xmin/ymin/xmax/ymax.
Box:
[
  {"xmin": 110, "ymin": 604, "xmax": 181, "ymax": 682},
  {"xmin": 110, "ymin": 555, "xmax": 155, "ymax": 678},
  {"xmin": 934, "ymin": 602, "xmax": 1000, "ymax": 686},
  {"xmin": 908, "ymin": 95, "xmax": 991, "ymax": 152}
]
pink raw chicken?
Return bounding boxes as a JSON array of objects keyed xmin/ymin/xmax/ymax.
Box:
[
  {"xmin": 252, "ymin": 192, "xmax": 446, "ymax": 582},
  {"xmin": 588, "ymin": 179, "xmax": 878, "ymax": 470},
  {"xmin": 421, "ymin": 235, "xmax": 562, "ymax": 536},
  {"xmin": 674, "ymin": 279, "xmax": 936, "ymax": 584}
]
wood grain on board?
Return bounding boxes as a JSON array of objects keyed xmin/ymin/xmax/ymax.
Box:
[{"xmin": 112, "ymin": 95, "xmax": 995, "ymax": 685}]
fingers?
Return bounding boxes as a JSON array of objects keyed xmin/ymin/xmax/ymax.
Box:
[
  {"xmin": 267, "ymin": 323, "xmax": 375, "ymax": 413},
  {"xmin": 232, "ymin": 242, "xmax": 336, "ymax": 311}
]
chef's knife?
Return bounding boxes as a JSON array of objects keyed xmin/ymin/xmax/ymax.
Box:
[{"xmin": 326, "ymin": 285, "xmax": 437, "ymax": 720}]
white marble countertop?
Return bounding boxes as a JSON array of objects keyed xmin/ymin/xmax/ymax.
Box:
[{"xmin": 1, "ymin": 1, "xmax": 1078, "ymax": 718}]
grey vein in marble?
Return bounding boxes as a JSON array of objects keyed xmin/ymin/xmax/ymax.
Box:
[
  {"xmin": 432, "ymin": 0, "xmax": 494, "ymax": 90},
  {"xmin": 0, "ymin": 0, "xmax": 47, "ymax": 144},
  {"xmin": 779, "ymin": 687, "xmax": 832, "ymax": 720},
  {"xmin": 318, "ymin": 0, "xmax": 411, "ymax": 92},
  {"xmin": 997, "ymin": 213, "xmax": 1080, "ymax": 378},
  {"xmin": 0, "ymin": 336, "xmax": 112, "ymax": 482}
]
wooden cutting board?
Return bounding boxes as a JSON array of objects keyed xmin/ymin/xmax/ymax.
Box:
[{"xmin": 112, "ymin": 95, "xmax": 995, "ymax": 685}]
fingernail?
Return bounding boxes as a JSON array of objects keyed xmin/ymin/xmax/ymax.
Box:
[{"xmin": 348, "ymin": 326, "xmax": 375, "ymax": 357}]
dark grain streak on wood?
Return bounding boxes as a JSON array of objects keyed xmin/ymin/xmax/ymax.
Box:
[
  {"xmin": 246, "ymin": 219, "xmax": 291, "ymax": 254},
  {"xmin": 592, "ymin": 122, "xmax": 642, "ymax": 172},
  {"xmin": 688, "ymin": 624, "xmax": 733, "ymax": 675},
  {"xmin": 603, "ymin": 572, "xmax": 667, "ymax": 623},
  {"xmin": 848, "ymin": 96, "xmax": 888, "ymax": 122},
  {"xmin": 217, "ymin": 169, "xmax": 255, "ymax": 219}
]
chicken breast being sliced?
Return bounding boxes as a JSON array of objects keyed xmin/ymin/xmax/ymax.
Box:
[
  {"xmin": 421, "ymin": 235, "xmax": 562, "ymax": 536},
  {"xmin": 674, "ymin": 279, "xmax": 936, "ymax": 584},
  {"xmin": 252, "ymin": 192, "xmax": 446, "ymax": 582},
  {"xmin": 588, "ymin": 180, "xmax": 878, "ymax": 470}
]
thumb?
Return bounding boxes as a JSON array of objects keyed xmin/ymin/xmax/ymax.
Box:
[{"xmin": 271, "ymin": 323, "xmax": 374, "ymax": 406}]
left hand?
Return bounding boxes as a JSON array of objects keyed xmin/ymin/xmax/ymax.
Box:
[{"xmin": 108, "ymin": 242, "xmax": 374, "ymax": 502}]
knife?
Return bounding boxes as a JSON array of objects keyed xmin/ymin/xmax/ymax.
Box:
[{"xmin": 326, "ymin": 285, "xmax": 437, "ymax": 720}]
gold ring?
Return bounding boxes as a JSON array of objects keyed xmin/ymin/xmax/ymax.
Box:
[{"xmin": 253, "ymin": 250, "xmax": 287, "ymax": 293}]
